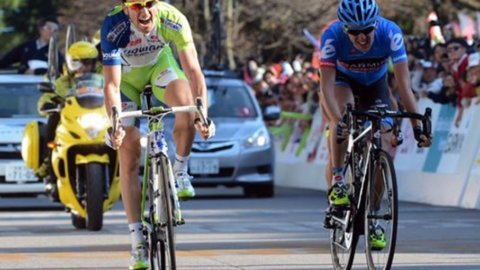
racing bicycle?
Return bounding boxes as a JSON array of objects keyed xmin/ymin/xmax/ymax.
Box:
[
  {"xmin": 327, "ymin": 104, "xmax": 432, "ymax": 270},
  {"xmin": 111, "ymin": 86, "xmax": 208, "ymax": 270}
]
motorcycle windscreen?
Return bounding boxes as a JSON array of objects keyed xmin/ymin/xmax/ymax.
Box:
[{"xmin": 72, "ymin": 73, "xmax": 105, "ymax": 109}]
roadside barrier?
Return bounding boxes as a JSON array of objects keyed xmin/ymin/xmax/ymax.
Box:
[{"xmin": 272, "ymin": 98, "xmax": 480, "ymax": 209}]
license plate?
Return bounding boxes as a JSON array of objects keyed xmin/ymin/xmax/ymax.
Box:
[
  {"xmin": 5, "ymin": 162, "xmax": 37, "ymax": 182},
  {"xmin": 189, "ymin": 159, "xmax": 220, "ymax": 174}
]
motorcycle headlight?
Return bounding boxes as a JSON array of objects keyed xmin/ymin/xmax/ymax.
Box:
[
  {"xmin": 77, "ymin": 113, "xmax": 109, "ymax": 138},
  {"xmin": 244, "ymin": 127, "xmax": 270, "ymax": 149}
]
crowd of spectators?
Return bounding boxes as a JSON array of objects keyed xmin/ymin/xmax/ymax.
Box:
[
  {"xmin": 406, "ymin": 36, "xmax": 480, "ymax": 126},
  {"xmin": 242, "ymin": 54, "xmax": 320, "ymax": 126},
  {"xmin": 243, "ymin": 34, "xmax": 480, "ymax": 129}
]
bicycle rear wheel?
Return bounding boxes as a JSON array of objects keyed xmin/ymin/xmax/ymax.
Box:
[
  {"xmin": 330, "ymin": 161, "xmax": 358, "ymax": 270},
  {"xmin": 364, "ymin": 150, "xmax": 398, "ymax": 270}
]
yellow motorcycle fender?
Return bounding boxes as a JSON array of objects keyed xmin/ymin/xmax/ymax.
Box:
[
  {"xmin": 75, "ymin": 153, "xmax": 109, "ymax": 165},
  {"xmin": 21, "ymin": 121, "xmax": 46, "ymax": 170}
]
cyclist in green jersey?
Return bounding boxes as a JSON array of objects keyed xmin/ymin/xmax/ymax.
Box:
[{"xmin": 101, "ymin": 1, "xmax": 215, "ymax": 269}]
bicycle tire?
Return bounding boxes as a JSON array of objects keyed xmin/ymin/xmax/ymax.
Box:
[
  {"xmin": 364, "ymin": 149, "xmax": 398, "ymax": 270},
  {"xmin": 148, "ymin": 160, "xmax": 162, "ymax": 270},
  {"xmin": 158, "ymin": 156, "xmax": 177, "ymax": 270},
  {"xmin": 330, "ymin": 157, "xmax": 358, "ymax": 270}
]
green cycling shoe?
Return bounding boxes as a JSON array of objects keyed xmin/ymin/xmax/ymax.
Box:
[
  {"xmin": 369, "ymin": 223, "xmax": 387, "ymax": 250},
  {"xmin": 327, "ymin": 181, "xmax": 351, "ymax": 207},
  {"xmin": 129, "ymin": 244, "xmax": 149, "ymax": 270}
]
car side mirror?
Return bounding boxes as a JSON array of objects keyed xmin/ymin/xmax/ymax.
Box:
[
  {"xmin": 263, "ymin": 105, "xmax": 281, "ymax": 121},
  {"xmin": 37, "ymin": 82, "xmax": 55, "ymax": 93}
]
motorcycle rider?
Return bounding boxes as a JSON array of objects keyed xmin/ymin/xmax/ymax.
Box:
[{"xmin": 35, "ymin": 41, "xmax": 99, "ymax": 201}]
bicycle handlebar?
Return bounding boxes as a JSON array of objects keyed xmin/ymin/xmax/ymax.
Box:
[
  {"xmin": 337, "ymin": 104, "xmax": 432, "ymax": 145},
  {"xmin": 110, "ymin": 98, "xmax": 209, "ymax": 135}
]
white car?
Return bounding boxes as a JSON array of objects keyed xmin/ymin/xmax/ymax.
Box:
[{"xmin": 0, "ymin": 74, "xmax": 45, "ymax": 196}]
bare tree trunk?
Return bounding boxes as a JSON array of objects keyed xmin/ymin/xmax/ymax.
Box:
[{"xmin": 225, "ymin": 0, "xmax": 236, "ymax": 70}]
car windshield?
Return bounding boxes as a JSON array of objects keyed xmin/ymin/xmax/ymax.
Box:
[
  {"xmin": 207, "ymin": 84, "xmax": 257, "ymax": 118},
  {"xmin": 0, "ymin": 83, "xmax": 42, "ymax": 118}
]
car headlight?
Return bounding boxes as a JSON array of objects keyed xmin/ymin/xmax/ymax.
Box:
[
  {"xmin": 77, "ymin": 113, "xmax": 108, "ymax": 138},
  {"xmin": 244, "ymin": 127, "xmax": 270, "ymax": 148}
]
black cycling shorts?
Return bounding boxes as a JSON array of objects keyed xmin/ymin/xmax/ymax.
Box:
[{"xmin": 335, "ymin": 70, "xmax": 390, "ymax": 110}]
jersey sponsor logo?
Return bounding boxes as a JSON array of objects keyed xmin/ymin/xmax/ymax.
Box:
[
  {"xmin": 321, "ymin": 39, "xmax": 336, "ymax": 59},
  {"xmin": 320, "ymin": 61, "xmax": 336, "ymax": 68},
  {"xmin": 160, "ymin": 18, "xmax": 182, "ymax": 32},
  {"xmin": 123, "ymin": 44, "xmax": 164, "ymax": 57},
  {"xmin": 103, "ymin": 51, "xmax": 121, "ymax": 61},
  {"xmin": 392, "ymin": 55, "xmax": 407, "ymax": 63},
  {"xmin": 128, "ymin": 38, "xmax": 142, "ymax": 46},
  {"xmin": 339, "ymin": 57, "xmax": 388, "ymax": 72},
  {"xmin": 389, "ymin": 31, "xmax": 403, "ymax": 51},
  {"xmin": 107, "ymin": 21, "xmax": 128, "ymax": 43},
  {"xmin": 155, "ymin": 68, "xmax": 178, "ymax": 88}
]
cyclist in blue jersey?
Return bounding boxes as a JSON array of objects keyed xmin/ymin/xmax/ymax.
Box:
[{"xmin": 320, "ymin": 0, "xmax": 431, "ymax": 249}]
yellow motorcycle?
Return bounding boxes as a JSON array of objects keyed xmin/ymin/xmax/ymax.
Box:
[{"xmin": 22, "ymin": 73, "xmax": 120, "ymax": 231}]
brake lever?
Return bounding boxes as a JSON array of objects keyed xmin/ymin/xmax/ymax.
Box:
[{"xmin": 195, "ymin": 97, "xmax": 208, "ymax": 127}]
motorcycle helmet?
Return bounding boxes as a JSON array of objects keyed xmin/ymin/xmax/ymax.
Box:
[{"xmin": 66, "ymin": 41, "xmax": 98, "ymax": 73}]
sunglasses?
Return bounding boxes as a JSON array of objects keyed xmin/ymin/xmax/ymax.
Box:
[
  {"xmin": 124, "ymin": 0, "xmax": 158, "ymax": 11},
  {"xmin": 345, "ymin": 25, "xmax": 376, "ymax": 36},
  {"xmin": 69, "ymin": 59, "xmax": 96, "ymax": 71},
  {"xmin": 447, "ymin": 45, "xmax": 461, "ymax": 53}
]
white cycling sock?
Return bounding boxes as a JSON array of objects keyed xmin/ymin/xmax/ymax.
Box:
[
  {"xmin": 173, "ymin": 154, "xmax": 189, "ymax": 175},
  {"xmin": 128, "ymin": 222, "xmax": 145, "ymax": 249},
  {"xmin": 332, "ymin": 167, "xmax": 345, "ymax": 184}
]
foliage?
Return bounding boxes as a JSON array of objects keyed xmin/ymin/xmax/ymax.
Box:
[
  {"xmin": 1, "ymin": 0, "xmax": 479, "ymax": 67},
  {"xmin": 0, "ymin": 0, "xmax": 66, "ymax": 57}
]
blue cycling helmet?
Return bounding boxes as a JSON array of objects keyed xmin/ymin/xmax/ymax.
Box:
[{"xmin": 337, "ymin": 0, "xmax": 379, "ymax": 27}]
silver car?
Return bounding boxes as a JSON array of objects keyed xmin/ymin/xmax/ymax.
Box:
[
  {"xmin": 0, "ymin": 74, "xmax": 44, "ymax": 196},
  {"xmin": 139, "ymin": 71, "xmax": 279, "ymax": 197},
  {"xmin": 188, "ymin": 72, "xmax": 278, "ymax": 197}
]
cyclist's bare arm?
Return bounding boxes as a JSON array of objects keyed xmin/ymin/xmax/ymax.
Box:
[
  {"xmin": 104, "ymin": 65, "xmax": 123, "ymax": 118},
  {"xmin": 178, "ymin": 46, "xmax": 207, "ymax": 116},
  {"xmin": 103, "ymin": 64, "xmax": 125, "ymax": 148},
  {"xmin": 393, "ymin": 62, "xmax": 420, "ymax": 124},
  {"xmin": 320, "ymin": 67, "xmax": 342, "ymax": 122},
  {"xmin": 393, "ymin": 61, "xmax": 431, "ymax": 147},
  {"xmin": 178, "ymin": 45, "xmax": 214, "ymax": 140}
]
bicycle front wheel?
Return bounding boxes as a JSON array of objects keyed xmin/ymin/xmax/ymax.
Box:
[
  {"xmin": 330, "ymin": 160, "xmax": 358, "ymax": 270},
  {"xmin": 158, "ymin": 156, "xmax": 177, "ymax": 270},
  {"xmin": 364, "ymin": 150, "xmax": 398, "ymax": 270}
]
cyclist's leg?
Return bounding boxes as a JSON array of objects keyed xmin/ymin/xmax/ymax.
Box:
[
  {"xmin": 319, "ymin": 90, "xmax": 333, "ymax": 189},
  {"xmin": 327, "ymin": 72, "xmax": 354, "ymax": 206},
  {"xmin": 354, "ymin": 74, "xmax": 395, "ymax": 156},
  {"xmin": 119, "ymin": 69, "xmax": 151, "ymax": 269},
  {"xmin": 151, "ymin": 46, "xmax": 196, "ymax": 198},
  {"xmin": 353, "ymin": 74, "xmax": 392, "ymax": 249}
]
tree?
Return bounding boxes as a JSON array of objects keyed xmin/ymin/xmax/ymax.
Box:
[{"xmin": 0, "ymin": 0, "xmax": 66, "ymax": 57}]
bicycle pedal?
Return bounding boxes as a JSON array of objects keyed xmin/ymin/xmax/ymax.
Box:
[
  {"xmin": 330, "ymin": 205, "xmax": 350, "ymax": 214},
  {"xmin": 323, "ymin": 213, "xmax": 334, "ymax": 229},
  {"xmin": 176, "ymin": 218, "xmax": 185, "ymax": 226}
]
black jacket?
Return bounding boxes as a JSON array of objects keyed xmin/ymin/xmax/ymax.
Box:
[{"xmin": 0, "ymin": 39, "xmax": 64, "ymax": 75}]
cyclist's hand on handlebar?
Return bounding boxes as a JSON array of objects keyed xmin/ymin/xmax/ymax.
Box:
[
  {"xmin": 105, "ymin": 124, "xmax": 125, "ymax": 150},
  {"xmin": 413, "ymin": 125, "xmax": 431, "ymax": 148},
  {"xmin": 195, "ymin": 118, "xmax": 216, "ymax": 140}
]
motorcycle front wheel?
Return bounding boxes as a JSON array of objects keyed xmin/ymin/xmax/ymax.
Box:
[{"xmin": 84, "ymin": 162, "xmax": 106, "ymax": 231}]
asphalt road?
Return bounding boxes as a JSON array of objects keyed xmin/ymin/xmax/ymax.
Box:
[{"xmin": 1, "ymin": 187, "xmax": 479, "ymax": 270}]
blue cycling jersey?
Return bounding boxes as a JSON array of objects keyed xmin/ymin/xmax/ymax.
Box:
[{"xmin": 320, "ymin": 17, "xmax": 407, "ymax": 85}]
